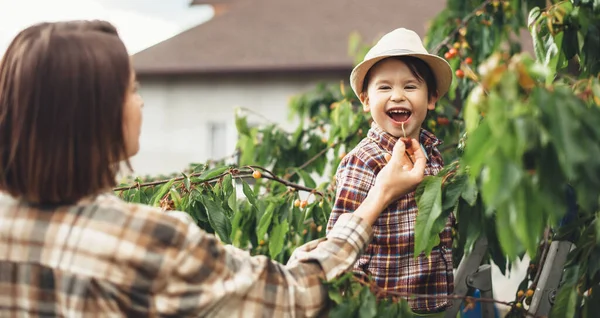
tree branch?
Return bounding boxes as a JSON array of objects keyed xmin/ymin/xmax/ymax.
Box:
[
  {"xmin": 287, "ymin": 131, "xmax": 358, "ymax": 179},
  {"xmin": 113, "ymin": 165, "xmax": 323, "ymax": 196},
  {"xmin": 432, "ymin": 0, "xmax": 494, "ymax": 54},
  {"xmin": 250, "ymin": 166, "xmax": 324, "ymax": 196}
]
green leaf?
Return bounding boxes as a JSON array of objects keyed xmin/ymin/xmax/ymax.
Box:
[
  {"xmin": 196, "ymin": 166, "xmax": 230, "ymax": 182},
  {"xmin": 442, "ymin": 173, "xmax": 467, "ymax": 211},
  {"xmin": 151, "ymin": 179, "xmax": 175, "ymax": 206},
  {"xmin": 327, "ymin": 289, "xmax": 344, "ymax": 305},
  {"xmin": 527, "ymin": 7, "xmax": 541, "ymax": 28},
  {"xmin": 237, "ymin": 135, "xmax": 255, "ymax": 166},
  {"xmin": 169, "ymin": 188, "xmax": 183, "ymax": 211},
  {"xmin": 462, "ymin": 123, "xmax": 494, "ymax": 176},
  {"xmin": 550, "ymin": 266, "xmax": 580, "ymax": 318},
  {"xmin": 257, "ymin": 203, "xmax": 276, "ymax": 239},
  {"xmin": 291, "ymin": 120, "xmax": 304, "ymax": 145},
  {"xmin": 529, "ymin": 23, "xmax": 546, "ymax": 61},
  {"xmin": 242, "ymin": 180, "xmax": 257, "ymax": 206},
  {"xmin": 182, "ymin": 172, "xmax": 191, "ymax": 191},
  {"xmin": 277, "ymin": 203, "xmax": 291, "ymax": 224},
  {"xmin": 269, "ymin": 220, "xmax": 288, "ymax": 259},
  {"xmin": 189, "ymin": 193, "xmax": 209, "ymax": 223},
  {"xmin": 358, "ymin": 287, "xmax": 377, "ymax": 318},
  {"xmin": 456, "ymin": 199, "xmax": 483, "ymax": 254},
  {"xmin": 201, "ymin": 197, "xmax": 232, "ymax": 244},
  {"xmin": 230, "ymin": 210, "xmax": 244, "ymax": 246},
  {"xmin": 297, "ymin": 170, "xmax": 317, "ymax": 189},
  {"xmin": 329, "ymin": 302, "xmax": 358, "ymax": 318},
  {"xmin": 537, "ymin": 89, "xmax": 588, "ymax": 178},
  {"xmin": 463, "ymin": 86, "xmax": 484, "ymax": 134},
  {"xmin": 131, "ymin": 189, "xmax": 141, "ymax": 204},
  {"xmin": 222, "ymin": 174, "xmax": 234, "ymax": 197},
  {"xmin": 460, "ymin": 178, "xmax": 479, "ymax": 206},
  {"xmin": 222, "ymin": 174, "xmax": 237, "ymax": 212},
  {"xmin": 235, "ymin": 111, "xmax": 250, "ymax": 136},
  {"xmin": 481, "ymin": 156, "xmax": 523, "ymax": 210},
  {"xmin": 495, "ymin": 203, "xmax": 520, "ymax": 260},
  {"xmin": 415, "ymin": 176, "xmax": 443, "ymax": 257}
]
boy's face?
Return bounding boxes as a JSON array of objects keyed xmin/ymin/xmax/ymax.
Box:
[{"xmin": 360, "ymin": 58, "xmax": 437, "ymax": 140}]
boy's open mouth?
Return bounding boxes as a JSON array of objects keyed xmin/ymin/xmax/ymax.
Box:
[{"xmin": 387, "ymin": 109, "xmax": 411, "ymax": 123}]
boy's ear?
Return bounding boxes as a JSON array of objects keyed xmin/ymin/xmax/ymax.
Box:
[
  {"xmin": 427, "ymin": 93, "xmax": 439, "ymax": 111},
  {"xmin": 359, "ymin": 92, "xmax": 370, "ymax": 112}
]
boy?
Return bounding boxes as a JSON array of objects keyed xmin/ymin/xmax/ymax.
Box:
[{"xmin": 326, "ymin": 28, "xmax": 455, "ymax": 315}]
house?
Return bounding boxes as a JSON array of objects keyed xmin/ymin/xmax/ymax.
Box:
[{"xmin": 130, "ymin": 0, "xmax": 448, "ymax": 176}]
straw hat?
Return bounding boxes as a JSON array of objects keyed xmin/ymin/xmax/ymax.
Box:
[{"xmin": 350, "ymin": 28, "xmax": 452, "ymax": 98}]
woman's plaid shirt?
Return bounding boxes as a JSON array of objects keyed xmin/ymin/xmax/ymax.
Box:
[
  {"xmin": 326, "ymin": 123, "xmax": 455, "ymax": 314},
  {"xmin": 0, "ymin": 193, "xmax": 373, "ymax": 317}
]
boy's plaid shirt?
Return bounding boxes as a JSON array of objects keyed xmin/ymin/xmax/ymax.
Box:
[
  {"xmin": 326, "ymin": 122, "xmax": 455, "ymax": 313},
  {"xmin": 0, "ymin": 193, "xmax": 373, "ymax": 317}
]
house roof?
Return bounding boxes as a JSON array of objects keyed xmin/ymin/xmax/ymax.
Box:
[{"xmin": 131, "ymin": 0, "xmax": 451, "ymax": 76}]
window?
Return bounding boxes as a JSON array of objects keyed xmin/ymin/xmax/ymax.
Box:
[{"xmin": 207, "ymin": 122, "xmax": 228, "ymax": 160}]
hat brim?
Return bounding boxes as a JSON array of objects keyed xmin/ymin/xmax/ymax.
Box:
[{"xmin": 350, "ymin": 53, "xmax": 453, "ymax": 99}]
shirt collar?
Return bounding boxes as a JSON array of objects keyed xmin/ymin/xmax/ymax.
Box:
[{"xmin": 366, "ymin": 121, "xmax": 441, "ymax": 160}]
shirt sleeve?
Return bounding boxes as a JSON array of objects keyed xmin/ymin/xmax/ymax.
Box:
[
  {"xmin": 155, "ymin": 213, "xmax": 373, "ymax": 317},
  {"xmin": 326, "ymin": 154, "xmax": 377, "ymax": 234}
]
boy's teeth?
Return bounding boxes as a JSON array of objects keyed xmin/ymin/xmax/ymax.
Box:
[{"xmin": 387, "ymin": 110, "xmax": 411, "ymax": 122}]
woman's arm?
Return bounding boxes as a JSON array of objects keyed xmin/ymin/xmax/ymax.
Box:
[{"xmin": 156, "ymin": 139, "xmax": 425, "ymax": 317}]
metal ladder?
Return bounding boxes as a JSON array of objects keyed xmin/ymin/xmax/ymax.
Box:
[{"xmin": 445, "ymin": 187, "xmax": 578, "ymax": 318}]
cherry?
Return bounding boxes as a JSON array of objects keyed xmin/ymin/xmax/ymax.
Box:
[{"xmin": 437, "ymin": 117, "xmax": 450, "ymax": 126}]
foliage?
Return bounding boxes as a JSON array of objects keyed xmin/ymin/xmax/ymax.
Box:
[{"xmin": 117, "ymin": 0, "xmax": 600, "ymax": 316}]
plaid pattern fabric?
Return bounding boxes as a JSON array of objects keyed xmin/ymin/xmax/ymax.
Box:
[
  {"xmin": 0, "ymin": 193, "xmax": 373, "ymax": 317},
  {"xmin": 326, "ymin": 122, "xmax": 454, "ymax": 313}
]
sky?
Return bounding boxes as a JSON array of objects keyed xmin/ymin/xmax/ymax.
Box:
[{"xmin": 0, "ymin": 0, "xmax": 214, "ymax": 55}]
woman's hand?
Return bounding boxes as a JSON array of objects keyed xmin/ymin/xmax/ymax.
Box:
[
  {"xmin": 376, "ymin": 138, "xmax": 426, "ymax": 204},
  {"xmin": 353, "ymin": 139, "xmax": 426, "ymax": 226}
]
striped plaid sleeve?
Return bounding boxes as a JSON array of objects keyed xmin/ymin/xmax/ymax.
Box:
[
  {"xmin": 326, "ymin": 153, "xmax": 377, "ymax": 233},
  {"xmin": 289, "ymin": 213, "xmax": 373, "ymax": 280},
  {"xmin": 155, "ymin": 213, "xmax": 372, "ymax": 317}
]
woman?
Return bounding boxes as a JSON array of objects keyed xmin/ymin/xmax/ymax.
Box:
[{"xmin": 0, "ymin": 20, "xmax": 427, "ymax": 317}]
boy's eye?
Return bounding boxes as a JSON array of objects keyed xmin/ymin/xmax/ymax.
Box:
[
  {"xmin": 378, "ymin": 85, "xmax": 391, "ymax": 90},
  {"xmin": 405, "ymin": 85, "xmax": 417, "ymax": 89}
]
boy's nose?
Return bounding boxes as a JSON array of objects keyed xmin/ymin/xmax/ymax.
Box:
[{"xmin": 390, "ymin": 88, "xmax": 405, "ymax": 102}]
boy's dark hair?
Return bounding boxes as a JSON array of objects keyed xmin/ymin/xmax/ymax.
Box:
[
  {"xmin": 362, "ymin": 56, "xmax": 438, "ymax": 101},
  {"xmin": 0, "ymin": 20, "xmax": 131, "ymax": 205}
]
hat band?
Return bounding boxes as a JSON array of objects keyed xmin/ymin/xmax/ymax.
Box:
[{"xmin": 367, "ymin": 48, "xmax": 427, "ymax": 58}]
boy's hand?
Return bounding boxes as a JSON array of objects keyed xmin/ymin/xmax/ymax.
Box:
[{"xmin": 377, "ymin": 138, "xmax": 426, "ymax": 205}]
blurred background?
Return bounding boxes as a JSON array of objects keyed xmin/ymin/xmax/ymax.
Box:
[{"xmin": 0, "ymin": 0, "xmax": 532, "ymax": 308}]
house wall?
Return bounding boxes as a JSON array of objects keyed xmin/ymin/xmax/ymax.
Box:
[{"xmin": 130, "ymin": 71, "xmax": 348, "ymax": 177}]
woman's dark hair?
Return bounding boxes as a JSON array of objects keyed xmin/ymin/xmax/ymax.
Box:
[{"xmin": 0, "ymin": 20, "xmax": 132, "ymax": 204}]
